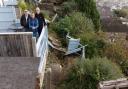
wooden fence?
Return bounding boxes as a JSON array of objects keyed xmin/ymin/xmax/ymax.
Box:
[
  {"xmin": 0, "ymin": 32, "xmax": 36, "ymax": 57},
  {"xmin": 0, "ymin": 26, "xmax": 49, "ymax": 89}
]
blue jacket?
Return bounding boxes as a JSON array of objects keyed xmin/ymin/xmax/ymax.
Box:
[{"xmin": 29, "ymin": 17, "xmax": 39, "ymax": 29}]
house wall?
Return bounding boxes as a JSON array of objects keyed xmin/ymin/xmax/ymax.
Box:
[
  {"xmin": 3, "ymin": 0, "xmax": 17, "ymax": 6},
  {"xmin": 0, "ymin": 6, "xmax": 17, "ymax": 31},
  {"xmin": 0, "ymin": 0, "xmax": 3, "ymax": 7}
]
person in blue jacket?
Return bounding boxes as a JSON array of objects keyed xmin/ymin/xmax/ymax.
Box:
[{"xmin": 29, "ymin": 12, "xmax": 39, "ymax": 37}]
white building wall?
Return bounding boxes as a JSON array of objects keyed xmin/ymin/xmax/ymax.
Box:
[
  {"xmin": 0, "ymin": 0, "xmax": 3, "ymax": 7},
  {"xmin": 0, "ymin": 0, "xmax": 17, "ymax": 6},
  {"xmin": 0, "ymin": 7, "xmax": 17, "ymax": 31},
  {"xmin": 4, "ymin": 0, "xmax": 17, "ymax": 6}
]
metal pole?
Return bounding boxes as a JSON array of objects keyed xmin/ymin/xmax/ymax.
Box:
[{"xmin": 82, "ymin": 46, "xmax": 85, "ymax": 59}]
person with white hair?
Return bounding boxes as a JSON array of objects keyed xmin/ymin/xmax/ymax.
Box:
[{"xmin": 35, "ymin": 7, "xmax": 46, "ymax": 36}]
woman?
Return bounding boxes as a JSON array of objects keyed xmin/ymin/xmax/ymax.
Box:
[{"xmin": 29, "ymin": 12, "xmax": 39, "ymax": 37}]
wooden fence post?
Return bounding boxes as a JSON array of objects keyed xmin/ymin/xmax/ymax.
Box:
[
  {"xmin": 35, "ymin": 75, "xmax": 40, "ymax": 89},
  {"xmin": 45, "ymin": 68, "xmax": 52, "ymax": 89}
]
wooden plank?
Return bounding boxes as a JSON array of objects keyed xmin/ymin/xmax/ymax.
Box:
[
  {"xmin": 0, "ymin": 32, "xmax": 32, "ymax": 35},
  {"xmin": 32, "ymin": 37, "xmax": 38, "ymax": 57},
  {"xmin": 0, "ymin": 57, "xmax": 39, "ymax": 89},
  {"xmin": 99, "ymin": 78, "xmax": 128, "ymax": 89}
]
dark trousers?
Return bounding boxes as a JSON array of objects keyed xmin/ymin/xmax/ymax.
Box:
[
  {"xmin": 38, "ymin": 26, "xmax": 43, "ymax": 36},
  {"xmin": 31, "ymin": 29, "xmax": 38, "ymax": 37}
]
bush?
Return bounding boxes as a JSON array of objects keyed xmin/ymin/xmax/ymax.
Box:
[
  {"xmin": 58, "ymin": 57, "xmax": 123, "ymax": 89},
  {"xmin": 104, "ymin": 43, "xmax": 128, "ymax": 76},
  {"xmin": 18, "ymin": 0, "xmax": 27, "ymax": 12},
  {"xmin": 114, "ymin": 8, "xmax": 128, "ymax": 18},
  {"xmin": 53, "ymin": 12, "xmax": 106, "ymax": 58},
  {"xmin": 41, "ymin": 10, "xmax": 51, "ymax": 20},
  {"xmin": 75, "ymin": 0, "xmax": 101, "ymax": 31},
  {"xmin": 60, "ymin": 1, "xmax": 77, "ymax": 16},
  {"xmin": 18, "ymin": 0, "xmax": 36, "ymax": 12},
  {"xmin": 26, "ymin": 2, "xmax": 35, "ymax": 11},
  {"xmin": 54, "ymin": 12, "xmax": 94, "ymax": 38}
]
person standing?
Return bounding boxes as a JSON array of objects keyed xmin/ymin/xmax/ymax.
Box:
[
  {"xmin": 29, "ymin": 12, "xmax": 39, "ymax": 37},
  {"xmin": 35, "ymin": 7, "xmax": 46, "ymax": 36},
  {"xmin": 20, "ymin": 10, "xmax": 30, "ymax": 32}
]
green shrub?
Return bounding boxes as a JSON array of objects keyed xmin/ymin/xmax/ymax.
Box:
[
  {"xmin": 104, "ymin": 43, "xmax": 128, "ymax": 76},
  {"xmin": 54, "ymin": 12, "xmax": 94, "ymax": 38},
  {"xmin": 26, "ymin": 2, "xmax": 35, "ymax": 11},
  {"xmin": 61, "ymin": 1, "xmax": 77, "ymax": 16},
  {"xmin": 114, "ymin": 8, "xmax": 128, "ymax": 18},
  {"xmin": 53, "ymin": 12, "xmax": 106, "ymax": 57},
  {"xmin": 41, "ymin": 10, "xmax": 51, "ymax": 20},
  {"xmin": 74, "ymin": 0, "xmax": 101, "ymax": 31},
  {"xmin": 58, "ymin": 57, "xmax": 123, "ymax": 89},
  {"xmin": 18, "ymin": 0, "xmax": 27, "ymax": 12}
]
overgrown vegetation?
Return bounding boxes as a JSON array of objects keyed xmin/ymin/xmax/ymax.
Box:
[
  {"xmin": 114, "ymin": 7, "xmax": 128, "ymax": 18},
  {"xmin": 75, "ymin": 0, "xmax": 101, "ymax": 31},
  {"xmin": 104, "ymin": 42, "xmax": 128, "ymax": 76},
  {"xmin": 18, "ymin": 0, "xmax": 27, "ymax": 11},
  {"xmin": 18, "ymin": 0, "xmax": 35, "ymax": 12},
  {"xmin": 52, "ymin": 12, "xmax": 106, "ymax": 58},
  {"xmin": 58, "ymin": 58, "xmax": 123, "ymax": 89},
  {"xmin": 60, "ymin": 1, "xmax": 77, "ymax": 16},
  {"xmin": 47, "ymin": 0, "xmax": 128, "ymax": 89}
]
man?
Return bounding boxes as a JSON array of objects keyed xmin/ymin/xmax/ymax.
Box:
[
  {"xmin": 35, "ymin": 7, "xmax": 46, "ymax": 36},
  {"xmin": 20, "ymin": 10, "xmax": 30, "ymax": 31},
  {"xmin": 29, "ymin": 12, "xmax": 39, "ymax": 37}
]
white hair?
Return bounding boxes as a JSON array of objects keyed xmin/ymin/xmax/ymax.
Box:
[{"xmin": 36, "ymin": 7, "xmax": 40, "ymax": 11}]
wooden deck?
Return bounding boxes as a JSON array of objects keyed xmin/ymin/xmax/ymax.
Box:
[{"xmin": 0, "ymin": 57, "xmax": 39, "ymax": 89}]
